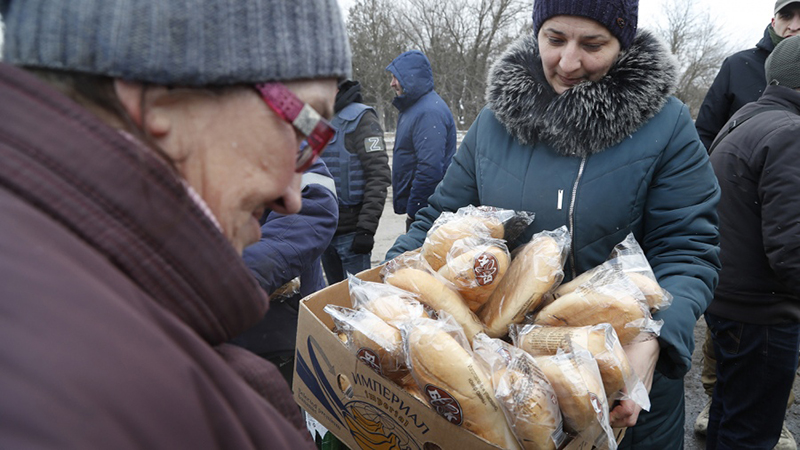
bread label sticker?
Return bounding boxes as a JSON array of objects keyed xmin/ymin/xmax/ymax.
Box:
[
  {"xmin": 473, "ymin": 252, "xmax": 499, "ymax": 286},
  {"xmin": 423, "ymin": 384, "xmax": 463, "ymax": 425},
  {"xmin": 357, "ymin": 347, "xmax": 383, "ymax": 376}
]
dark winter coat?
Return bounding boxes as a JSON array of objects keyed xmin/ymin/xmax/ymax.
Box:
[
  {"xmin": 0, "ymin": 63, "xmax": 314, "ymax": 449},
  {"xmin": 325, "ymin": 81, "xmax": 390, "ymax": 236},
  {"xmin": 386, "ymin": 50, "xmax": 457, "ymax": 218},
  {"xmin": 707, "ymin": 85, "xmax": 800, "ymax": 325},
  {"xmin": 695, "ymin": 25, "xmax": 775, "ymax": 150},
  {"xmin": 232, "ymin": 159, "xmax": 337, "ymax": 360},
  {"xmin": 387, "ymin": 31, "xmax": 720, "ymax": 449}
]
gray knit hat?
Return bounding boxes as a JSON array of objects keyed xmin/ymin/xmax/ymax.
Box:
[
  {"xmin": 533, "ymin": 0, "xmax": 639, "ymax": 49},
  {"xmin": 765, "ymin": 35, "xmax": 800, "ymax": 89},
  {"xmin": 0, "ymin": 0, "xmax": 351, "ymax": 85}
]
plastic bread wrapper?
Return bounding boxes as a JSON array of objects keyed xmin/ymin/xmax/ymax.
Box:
[
  {"xmin": 437, "ymin": 236, "xmax": 512, "ymax": 313},
  {"xmin": 476, "ymin": 226, "xmax": 570, "ymax": 339},
  {"xmin": 532, "ymin": 264, "xmax": 663, "ymax": 346},
  {"xmin": 549, "ymin": 233, "xmax": 672, "ymax": 313},
  {"xmin": 347, "ymin": 275, "xmax": 429, "ymax": 323},
  {"xmin": 533, "ymin": 346, "xmax": 618, "ymax": 450},
  {"xmin": 511, "ymin": 324, "xmax": 650, "ymax": 411},
  {"xmin": 472, "ymin": 333, "xmax": 567, "ymax": 450},
  {"xmin": 381, "ymin": 251, "xmax": 485, "ymax": 343},
  {"xmin": 398, "ymin": 313, "xmax": 522, "ymax": 450},
  {"xmin": 421, "ymin": 205, "xmax": 535, "ymax": 271},
  {"xmin": 323, "ymin": 304, "xmax": 410, "ymax": 385}
]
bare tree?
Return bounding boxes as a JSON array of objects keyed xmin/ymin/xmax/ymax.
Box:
[
  {"xmin": 346, "ymin": 0, "xmax": 408, "ymax": 130},
  {"xmin": 656, "ymin": 0, "xmax": 734, "ymax": 117},
  {"xmin": 346, "ymin": 0, "xmax": 528, "ymax": 130}
]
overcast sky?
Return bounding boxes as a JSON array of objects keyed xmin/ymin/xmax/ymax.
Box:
[
  {"xmin": 337, "ymin": 0, "xmax": 777, "ymax": 51},
  {"xmin": 1, "ymin": 2, "xmax": 777, "ymax": 61}
]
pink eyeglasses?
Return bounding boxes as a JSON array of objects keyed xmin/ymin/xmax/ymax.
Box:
[{"xmin": 254, "ymin": 82, "xmax": 335, "ymax": 173}]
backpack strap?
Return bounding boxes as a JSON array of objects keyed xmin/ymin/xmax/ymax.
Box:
[{"xmin": 707, "ymin": 105, "xmax": 788, "ymax": 154}]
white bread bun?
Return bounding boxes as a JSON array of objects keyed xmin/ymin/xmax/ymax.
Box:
[
  {"xmin": 422, "ymin": 216, "xmax": 504, "ymax": 271},
  {"xmin": 516, "ymin": 325, "xmax": 634, "ymax": 398},
  {"xmin": 625, "ymin": 271, "xmax": 667, "ymax": 311},
  {"xmin": 437, "ymin": 244, "xmax": 510, "ymax": 313},
  {"xmin": 532, "ymin": 288, "xmax": 646, "ymax": 345},
  {"xmin": 361, "ymin": 294, "xmax": 427, "ymax": 324},
  {"xmin": 552, "ymin": 269, "xmax": 666, "ymax": 312},
  {"xmin": 479, "ymin": 235, "xmax": 563, "ymax": 338},
  {"xmin": 533, "ymin": 352, "xmax": 607, "ymax": 435},
  {"xmin": 407, "ymin": 321, "xmax": 521, "ymax": 450},
  {"xmin": 494, "ymin": 362, "xmax": 562, "ymax": 450},
  {"xmin": 384, "ymin": 267, "xmax": 485, "ymax": 342}
]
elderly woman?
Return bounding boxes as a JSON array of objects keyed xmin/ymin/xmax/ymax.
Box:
[
  {"xmin": 387, "ymin": 0, "xmax": 720, "ymax": 448},
  {"xmin": 0, "ymin": 0, "xmax": 348, "ymax": 448}
]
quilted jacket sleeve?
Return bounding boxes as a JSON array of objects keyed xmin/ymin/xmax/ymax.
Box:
[{"xmin": 645, "ymin": 100, "xmax": 721, "ymax": 378}]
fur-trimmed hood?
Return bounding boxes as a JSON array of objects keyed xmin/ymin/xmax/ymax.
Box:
[{"xmin": 486, "ymin": 29, "xmax": 678, "ymax": 157}]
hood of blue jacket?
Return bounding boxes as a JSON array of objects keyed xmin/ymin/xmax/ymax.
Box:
[{"xmin": 386, "ymin": 50, "xmax": 434, "ymax": 111}]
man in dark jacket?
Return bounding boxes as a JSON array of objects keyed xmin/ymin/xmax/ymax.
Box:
[
  {"xmin": 320, "ymin": 80, "xmax": 390, "ymax": 283},
  {"xmin": 386, "ymin": 50, "xmax": 457, "ymax": 231},
  {"xmin": 695, "ymin": 0, "xmax": 800, "ymax": 151},
  {"xmin": 232, "ymin": 159, "xmax": 338, "ymax": 387},
  {"xmin": 694, "ymin": 2, "xmax": 800, "ymax": 445},
  {"xmin": 705, "ymin": 36, "xmax": 800, "ymax": 450}
]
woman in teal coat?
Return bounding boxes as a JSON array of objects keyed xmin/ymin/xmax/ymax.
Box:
[{"xmin": 386, "ymin": 0, "xmax": 720, "ymax": 447}]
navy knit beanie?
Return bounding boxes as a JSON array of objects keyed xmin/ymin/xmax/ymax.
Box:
[
  {"xmin": 533, "ymin": 0, "xmax": 639, "ymax": 49},
  {"xmin": 0, "ymin": 0, "xmax": 352, "ymax": 86}
]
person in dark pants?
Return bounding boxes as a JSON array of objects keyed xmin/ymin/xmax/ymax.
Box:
[
  {"xmin": 694, "ymin": 3, "xmax": 800, "ymax": 447},
  {"xmin": 320, "ymin": 80, "xmax": 390, "ymax": 283},
  {"xmin": 705, "ymin": 35, "xmax": 800, "ymax": 450}
]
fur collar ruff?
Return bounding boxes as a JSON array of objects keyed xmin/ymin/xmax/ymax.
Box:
[{"xmin": 486, "ymin": 30, "xmax": 678, "ymax": 157}]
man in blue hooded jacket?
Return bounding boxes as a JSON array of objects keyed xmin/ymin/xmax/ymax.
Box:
[{"xmin": 386, "ymin": 50, "xmax": 457, "ymax": 231}]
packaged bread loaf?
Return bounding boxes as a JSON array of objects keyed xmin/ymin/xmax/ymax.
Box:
[
  {"xmin": 512, "ymin": 324, "xmax": 649, "ymax": 409},
  {"xmin": 384, "ymin": 267, "xmax": 485, "ymax": 342},
  {"xmin": 533, "ymin": 347, "xmax": 617, "ymax": 450},
  {"xmin": 325, "ymin": 305, "xmax": 409, "ymax": 384},
  {"xmin": 348, "ymin": 276, "xmax": 428, "ymax": 323},
  {"xmin": 437, "ymin": 237, "xmax": 511, "ymax": 312},
  {"xmin": 551, "ymin": 233, "xmax": 672, "ymax": 312},
  {"xmin": 532, "ymin": 267, "xmax": 658, "ymax": 345},
  {"xmin": 472, "ymin": 333, "xmax": 566, "ymax": 450},
  {"xmin": 404, "ymin": 317, "xmax": 521, "ymax": 450},
  {"xmin": 422, "ymin": 213, "xmax": 505, "ymax": 271},
  {"xmin": 478, "ymin": 227, "xmax": 568, "ymax": 338}
]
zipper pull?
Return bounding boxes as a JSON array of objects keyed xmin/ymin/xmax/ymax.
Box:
[{"xmin": 557, "ymin": 189, "xmax": 564, "ymax": 210}]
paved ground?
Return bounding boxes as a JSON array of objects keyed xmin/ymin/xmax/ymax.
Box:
[{"xmin": 369, "ymin": 133, "xmax": 799, "ymax": 448}]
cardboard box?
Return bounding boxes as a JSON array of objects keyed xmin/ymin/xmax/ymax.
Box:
[{"xmin": 293, "ymin": 267, "xmax": 624, "ymax": 450}]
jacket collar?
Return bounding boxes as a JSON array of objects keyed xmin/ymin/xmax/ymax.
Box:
[
  {"xmin": 0, "ymin": 63, "xmax": 267, "ymax": 345},
  {"xmin": 486, "ymin": 30, "xmax": 678, "ymax": 157}
]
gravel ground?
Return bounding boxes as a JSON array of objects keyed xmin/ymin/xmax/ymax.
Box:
[{"xmin": 369, "ymin": 133, "xmax": 799, "ymax": 448}]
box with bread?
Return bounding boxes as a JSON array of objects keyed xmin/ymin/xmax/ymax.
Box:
[{"xmin": 294, "ymin": 209, "xmax": 667, "ymax": 449}]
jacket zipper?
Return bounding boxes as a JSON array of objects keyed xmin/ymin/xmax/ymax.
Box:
[{"xmin": 567, "ymin": 157, "xmax": 586, "ymax": 280}]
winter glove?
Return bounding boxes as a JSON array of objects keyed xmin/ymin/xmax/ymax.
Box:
[{"xmin": 351, "ymin": 229, "xmax": 375, "ymax": 254}]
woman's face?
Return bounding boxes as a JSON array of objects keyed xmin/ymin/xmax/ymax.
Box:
[
  {"xmin": 153, "ymin": 79, "xmax": 337, "ymax": 254},
  {"xmin": 538, "ymin": 15, "xmax": 621, "ymax": 94}
]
